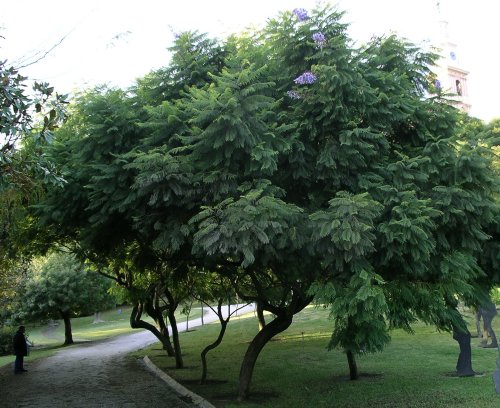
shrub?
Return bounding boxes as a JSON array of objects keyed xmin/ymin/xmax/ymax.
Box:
[
  {"xmin": 0, "ymin": 326, "xmax": 16, "ymax": 356},
  {"xmin": 490, "ymin": 287, "xmax": 500, "ymax": 306}
]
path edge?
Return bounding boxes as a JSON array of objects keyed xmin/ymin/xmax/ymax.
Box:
[{"xmin": 143, "ymin": 356, "xmax": 216, "ymax": 408}]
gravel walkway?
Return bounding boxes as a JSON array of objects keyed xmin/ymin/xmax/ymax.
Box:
[
  {"xmin": 0, "ymin": 331, "xmax": 193, "ymax": 407},
  {"xmin": 0, "ymin": 304, "xmax": 255, "ymax": 408}
]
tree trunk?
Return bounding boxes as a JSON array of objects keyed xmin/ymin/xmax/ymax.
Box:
[
  {"xmin": 346, "ymin": 350, "xmax": 359, "ymax": 380},
  {"xmin": 452, "ymin": 325, "xmax": 475, "ymax": 377},
  {"xmin": 200, "ymin": 302, "xmax": 228, "ymax": 384},
  {"xmin": 167, "ymin": 309, "xmax": 183, "ymax": 369},
  {"xmin": 156, "ymin": 312, "xmax": 175, "ymax": 356},
  {"xmin": 61, "ymin": 311, "xmax": 73, "ymax": 345},
  {"xmin": 145, "ymin": 291, "xmax": 176, "ymax": 357},
  {"xmin": 201, "ymin": 319, "xmax": 228, "ymax": 384},
  {"xmin": 185, "ymin": 299, "xmax": 193, "ymax": 332},
  {"xmin": 152, "ymin": 286, "xmax": 176, "ymax": 356},
  {"xmin": 472, "ymin": 308, "xmax": 482, "ymax": 338},
  {"xmin": 93, "ymin": 311, "xmax": 104, "ymax": 323},
  {"xmin": 256, "ymin": 301, "xmax": 266, "ymax": 331},
  {"xmin": 130, "ymin": 303, "xmax": 174, "ymax": 355},
  {"xmin": 163, "ymin": 286, "xmax": 183, "ymax": 369},
  {"xmin": 237, "ymin": 314, "xmax": 293, "ymax": 401},
  {"xmin": 186, "ymin": 311, "xmax": 190, "ymax": 332}
]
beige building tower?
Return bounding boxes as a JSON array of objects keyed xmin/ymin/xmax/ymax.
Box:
[{"xmin": 434, "ymin": 2, "xmax": 471, "ymax": 112}]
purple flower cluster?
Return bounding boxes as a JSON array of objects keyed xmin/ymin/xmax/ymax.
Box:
[
  {"xmin": 312, "ymin": 32, "xmax": 326, "ymax": 47},
  {"xmin": 293, "ymin": 8, "xmax": 309, "ymax": 21},
  {"xmin": 287, "ymin": 90, "xmax": 302, "ymax": 99},
  {"xmin": 294, "ymin": 71, "xmax": 317, "ymax": 85},
  {"xmin": 287, "ymin": 8, "xmax": 319, "ymax": 97}
]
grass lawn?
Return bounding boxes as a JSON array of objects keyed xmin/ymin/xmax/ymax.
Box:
[
  {"xmin": 136, "ymin": 306, "xmax": 500, "ymax": 408},
  {"xmin": 0, "ymin": 305, "xmax": 202, "ymax": 368}
]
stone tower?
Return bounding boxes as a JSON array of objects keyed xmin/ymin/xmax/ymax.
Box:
[{"xmin": 434, "ymin": 1, "xmax": 471, "ymax": 112}]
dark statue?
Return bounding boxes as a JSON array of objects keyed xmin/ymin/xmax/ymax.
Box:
[
  {"xmin": 493, "ymin": 357, "xmax": 500, "ymax": 393},
  {"xmin": 478, "ymin": 301, "xmax": 498, "ymax": 349}
]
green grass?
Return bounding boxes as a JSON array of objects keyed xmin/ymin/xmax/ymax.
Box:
[
  {"xmin": 137, "ymin": 307, "xmax": 500, "ymax": 408},
  {"xmin": 0, "ymin": 305, "xmax": 202, "ymax": 368}
]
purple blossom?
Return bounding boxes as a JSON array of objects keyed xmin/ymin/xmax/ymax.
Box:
[
  {"xmin": 312, "ymin": 32, "xmax": 326, "ymax": 47},
  {"xmin": 287, "ymin": 90, "xmax": 302, "ymax": 99},
  {"xmin": 293, "ymin": 8, "xmax": 309, "ymax": 21},
  {"xmin": 294, "ymin": 71, "xmax": 317, "ymax": 85}
]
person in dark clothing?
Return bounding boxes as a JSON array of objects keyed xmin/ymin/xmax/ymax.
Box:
[{"xmin": 13, "ymin": 325, "xmax": 28, "ymax": 374}]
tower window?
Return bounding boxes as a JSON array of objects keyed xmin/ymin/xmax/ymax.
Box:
[{"xmin": 455, "ymin": 80, "xmax": 463, "ymax": 96}]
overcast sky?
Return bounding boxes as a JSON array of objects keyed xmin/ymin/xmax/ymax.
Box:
[{"xmin": 1, "ymin": 0, "xmax": 498, "ymax": 121}]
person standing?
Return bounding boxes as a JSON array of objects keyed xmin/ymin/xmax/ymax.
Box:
[{"xmin": 13, "ymin": 325, "xmax": 28, "ymax": 374}]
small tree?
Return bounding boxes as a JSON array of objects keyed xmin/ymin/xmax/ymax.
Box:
[{"xmin": 17, "ymin": 251, "xmax": 115, "ymax": 345}]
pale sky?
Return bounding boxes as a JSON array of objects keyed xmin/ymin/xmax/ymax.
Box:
[{"xmin": 1, "ymin": 0, "xmax": 498, "ymax": 121}]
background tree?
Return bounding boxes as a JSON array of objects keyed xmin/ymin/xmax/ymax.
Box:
[
  {"xmin": 0, "ymin": 59, "xmax": 67, "ymax": 325},
  {"xmin": 15, "ymin": 251, "xmax": 115, "ymax": 345},
  {"xmin": 0, "ymin": 60, "xmax": 67, "ymax": 191}
]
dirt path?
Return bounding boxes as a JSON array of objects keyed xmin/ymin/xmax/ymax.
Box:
[{"xmin": 0, "ymin": 304, "xmax": 255, "ymax": 407}]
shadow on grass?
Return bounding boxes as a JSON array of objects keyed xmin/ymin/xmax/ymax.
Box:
[
  {"xmin": 182, "ymin": 379, "xmax": 228, "ymax": 385},
  {"xmin": 212, "ymin": 391, "xmax": 280, "ymax": 405},
  {"xmin": 30, "ymin": 344, "xmax": 65, "ymax": 352},
  {"xmin": 330, "ymin": 372, "xmax": 384, "ymax": 382},
  {"xmin": 442, "ymin": 371, "xmax": 487, "ymax": 377}
]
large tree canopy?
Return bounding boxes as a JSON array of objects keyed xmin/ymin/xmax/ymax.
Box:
[{"xmin": 33, "ymin": 5, "xmax": 499, "ymax": 399}]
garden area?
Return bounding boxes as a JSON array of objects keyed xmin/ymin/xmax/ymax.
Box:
[
  {"xmin": 1, "ymin": 3, "xmax": 499, "ymax": 406},
  {"xmin": 139, "ymin": 306, "xmax": 500, "ymax": 408}
]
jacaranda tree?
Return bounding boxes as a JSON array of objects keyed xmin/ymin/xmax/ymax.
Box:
[{"xmin": 32, "ymin": 5, "xmax": 498, "ymax": 400}]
